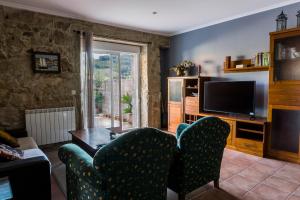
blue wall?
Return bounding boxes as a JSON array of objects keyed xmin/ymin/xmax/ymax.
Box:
[{"xmin": 168, "ymin": 2, "xmax": 300, "ymax": 117}]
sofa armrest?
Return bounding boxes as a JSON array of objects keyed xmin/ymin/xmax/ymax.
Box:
[
  {"xmin": 0, "ymin": 156, "xmax": 51, "ymax": 200},
  {"xmin": 0, "ymin": 156, "xmax": 48, "ymax": 173},
  {"xmin": 176, "ymin": 123, "xmax": 190, "ymax": 139},
  {"xmin": 58, "ymin": 144, "xmax": 103, "ymax": 186}
]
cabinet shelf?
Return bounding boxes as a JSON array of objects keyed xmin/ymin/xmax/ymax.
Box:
[
  {"xmin": 237, "ymin": 128, "xmax": 264, "ymax": 135},
  {"xmin": 186, "ymin": 87, "xmax": 198, "ymax": 89},
  {"xmin": 224, "ymin": 66, "xmax": 270, "ymax": 73},
  {"xmin": 275, "ymin": 58, "xmax": 300, "ymax": 63}
]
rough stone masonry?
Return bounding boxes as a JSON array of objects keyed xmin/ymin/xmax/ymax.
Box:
[{"xmin": 0, "ymin": 5, "xmax": 169, "ymax": 130}]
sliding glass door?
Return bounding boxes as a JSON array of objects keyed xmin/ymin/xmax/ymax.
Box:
[{"xmin": 93, "ymin": 43, "xmax": 140, "ymax": 132}]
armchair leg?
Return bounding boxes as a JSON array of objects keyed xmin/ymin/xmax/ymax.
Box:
[{"xmin": 214, "ymin": 179, "xmax": 220, "ymax": 189}]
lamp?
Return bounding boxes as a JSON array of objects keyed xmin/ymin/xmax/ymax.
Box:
[
  {"xmin": 276, "ymin": 11, "xmax": 288, "ymax": 31},
  {"xmin": 297, "ymin": 11, "xmax": 300, "ymax": 27}
]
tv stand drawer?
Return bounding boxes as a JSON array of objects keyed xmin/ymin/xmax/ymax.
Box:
[{"xmin": 235, "ymin": 138, "xmax": 263, "ymax": 156}]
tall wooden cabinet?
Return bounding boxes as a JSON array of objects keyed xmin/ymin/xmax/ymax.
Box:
[
  {"xmin": 167, "ymin": 76, "xmax": 210, "ymax": 133},
  {"xmin": 168, "ymin": 78, "xmax": 184, "ymax": 133},
  {"xmin": 268, "ymin": 28, "xmax": 300, "ymax": 163}
]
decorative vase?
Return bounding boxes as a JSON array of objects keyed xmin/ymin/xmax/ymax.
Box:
[
  {"xmin": 176, "ymin": 69, "xmax": 185, "ymax": 76},
  {"xmin": 184, "ymin": 68, "xmax": 190, "ymax": 76}
]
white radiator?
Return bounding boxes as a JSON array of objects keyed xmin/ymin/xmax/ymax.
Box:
[{"xmin": 25, "ymin": 107, "xmax": 75, "ymax": 145}]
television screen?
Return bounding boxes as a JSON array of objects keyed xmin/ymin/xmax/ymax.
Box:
[{"xmin": 204, "ymin": 81, "xmax": 255, "ymax": 115}]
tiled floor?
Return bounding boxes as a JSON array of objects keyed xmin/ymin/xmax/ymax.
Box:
[
  {"xmin": 220, "ymin": 148, "xmax": 300, "ymax": 200},
  {"xmin": 43, "ymin": 145, "xmax": 300, "ymax": 200},
  {"xmin": 51, "ymin": 176, "xmax": 65, "ymax": 200}
]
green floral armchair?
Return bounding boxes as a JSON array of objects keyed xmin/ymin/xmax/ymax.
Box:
[
  {"xmin": 168, "ymin": 117, "xmax": 230, "ymax": 199},
  {"xmin": 58, "ymin": 127, "xmax": 177, "ymax": 200}
]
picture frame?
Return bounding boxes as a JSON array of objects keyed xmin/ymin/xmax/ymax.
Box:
[{"xmin": 32, "ymin": 52, "xmax": 61, "ymax": 73}]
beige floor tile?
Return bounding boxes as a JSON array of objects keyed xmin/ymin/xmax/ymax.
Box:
[
  {"xmin": 227, "ymin": 157, "xmax": 255, "ymax": 168},
  {"xmin": 288, "ymin": 195, "xmax": 300, "ymax": 200},
  {"xmin": 274, "ymin": 166, "xmax": 300, "ymax": 184},
  {"xmin": 243, "ymin": 191, "xmax": 265, "ymax": 200},
  {"xmin": 239, "ymin": 166, "xmax": 269, "ymax": 182},
  {"xmin": 251, "ymin": 162, "xmax": 278, "ymax": 175},
  {"xmin": 250, "ymin": 184, "xmax": 290, "ymax": 200},
  {"xmin": 220, "ymin": 167, "xmax": 236, "ymax": 181},
  {"xmin": 226, "ymin": 175, "xmax": 258, "ymax": 191},
  {"xmin": 258, "ymin": 158, "xmax": 285, "ymax": 169},
  {"xmin": 220, "ymin": 182, "xmax": 247, "ymax": 198},
  {"xmin": 292, "ymin": 186, "xmax": 300, "ymax": 197},
  {"xmin": 263, "ymin": 176, "xmax": 299, "ymax": 193}
]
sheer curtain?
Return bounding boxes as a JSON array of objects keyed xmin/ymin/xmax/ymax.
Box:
[{"xmin": 80, "ymin": 32, "xmax": 94, "ymax": 129}]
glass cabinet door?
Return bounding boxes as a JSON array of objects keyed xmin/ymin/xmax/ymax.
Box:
[
  {"xmin": 274, "ymin": 35, "xmax": 300, "ymax": 81},
  {"xmin": 168, "ymin": 79, "xmax": 183, "ymax": 102}
]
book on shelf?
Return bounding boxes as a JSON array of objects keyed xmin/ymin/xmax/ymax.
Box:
[{"xmin": 255, "ymin": 52, "xmax": 270, "ymax": 67}]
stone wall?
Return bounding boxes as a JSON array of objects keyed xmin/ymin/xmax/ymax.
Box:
[{"xmin": 0, "ymin": 5, "xmax": 169, "ymax": 130}]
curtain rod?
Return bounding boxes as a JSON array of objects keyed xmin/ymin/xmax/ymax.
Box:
[
  {"xmin": 94, "ymin": 36, "xmax": 151, "ymax": 46},
  {"xmin": 72, "ymin": 30, "xmax": 152, "ymax": 45}
]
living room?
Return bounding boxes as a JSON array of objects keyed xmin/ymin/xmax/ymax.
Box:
[{"xmin": 1, "ymin": 0, "xmax": 300, "ymax": 200}]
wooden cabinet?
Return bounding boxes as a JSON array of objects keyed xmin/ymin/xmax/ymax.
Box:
[
  {"xmin": 268, "ymin": 28, "xmax": 300, "ymax": 163},
  {"xmin": 168, "ymin": 78, "xmax": 184, "ymax": 132},
  {"xmin": 184, "ymin": 112, "xmax": 267, "ymax": 156},
  {"xmin": 168, "ymin": 76, "xmax": 210, "ymax": 132},
  {"xmin": 167, "ymin": 76, "xmax": 268, "ymax": 157}
]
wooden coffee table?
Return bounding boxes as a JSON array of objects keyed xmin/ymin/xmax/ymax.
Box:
[{"xmin": 70, "ymin": 128, "xmax": 114, "ymax": 156}]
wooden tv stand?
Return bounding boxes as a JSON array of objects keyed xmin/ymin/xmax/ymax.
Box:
[
  {"xmin": 167, "ymin": 76, "xmax": 268, "ymax": 157},
  {"xmin": 185, "ymin": 112, "xmax": 267, "ymax": 157}
]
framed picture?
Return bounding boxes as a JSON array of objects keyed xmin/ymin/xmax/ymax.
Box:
[{"xmin": 32, "ymin": 52, "xmax": 61, "ymax": 73}]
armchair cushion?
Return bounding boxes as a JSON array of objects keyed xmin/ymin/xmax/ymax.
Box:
[
  {"xmin": 16, "ymin": 137, "xmax": 38, "ymax": 150},
  {"xmin": 0, "ymin": 144, "xmax": 23, "ymax": 161},
  {"xmin": 0, "ymin": 130, "xmax": 19, "ymax": 147}
]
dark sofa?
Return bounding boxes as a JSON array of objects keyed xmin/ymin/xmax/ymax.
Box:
[{"xmin": 0, "ymin": 129, "xmax": 51, "ymax": 200}]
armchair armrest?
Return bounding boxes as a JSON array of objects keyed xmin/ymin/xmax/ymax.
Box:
[
  {"xmin": 58, "ymin": 144, "xmax": 102, "ymax": 186},
  {"xmin": 0, "ymin": 156, "xmax": 51, "ymax": 200},
  {"xmin": 176, "ymin": 123, "xmax": 190, "ymax": 139}
]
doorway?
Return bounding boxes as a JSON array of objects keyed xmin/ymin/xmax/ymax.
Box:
[{"xmin": 93, "ymin": 41, "xmax": 140, "ymax": 132}]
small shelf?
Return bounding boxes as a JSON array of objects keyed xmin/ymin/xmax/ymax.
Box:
[
  {"xmin": 236, "ymin": 130, "xmax": 264, "ymax": 141},
  {"xmin": 224, "ymin": 66, "xmax": 270, "ymax": 73},
  {"xmin": 186, "ymin": 87, "xmax": 198, "ymax": 89},
  {"xmin": 238, "ymin": 128, "xmax": 264, "ymax": 135}
]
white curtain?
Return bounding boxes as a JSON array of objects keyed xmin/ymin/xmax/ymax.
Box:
[{"xmin": 80, "ymin": 32, "xmax": 94, "ymax": 129}]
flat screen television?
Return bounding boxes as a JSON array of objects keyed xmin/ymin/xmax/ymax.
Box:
[{"xmin": 204, "ymin": 81, "xmax": 256, "ymax": 115}]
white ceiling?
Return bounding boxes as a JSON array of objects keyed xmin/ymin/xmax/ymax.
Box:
[{"xmin": 0, "ymin": 0, "xmax": 299, "ymax": 36}]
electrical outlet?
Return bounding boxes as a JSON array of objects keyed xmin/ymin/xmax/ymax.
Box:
[{"xmin": 71, "ymin": 90, "xmax": 76, "ymax": 95}]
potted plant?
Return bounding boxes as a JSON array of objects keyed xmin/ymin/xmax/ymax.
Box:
[
  {"xmin": 170, "ymin": 60, "xmax": 195, "ymax": 76},
  {"xmin": 121, "ymin": 93, "xmax": 133, "ymax": 124}
]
